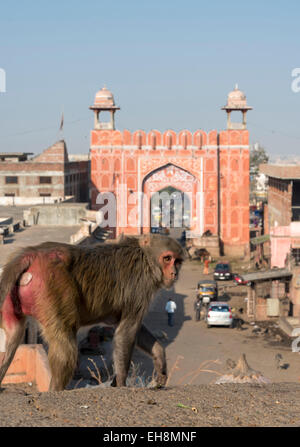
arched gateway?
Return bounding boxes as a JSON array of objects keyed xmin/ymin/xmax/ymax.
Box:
[
  {"xmin": 142, "ymin": 164, "xmax": 196, "ymax": 235},
  {"xmin": 90, "ymin": 85, "xmax": 251, "ymax": 257}
]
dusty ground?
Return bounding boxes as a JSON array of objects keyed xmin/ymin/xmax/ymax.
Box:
[
  {"xmin": 1, "ymin": 220, "xmax": 300, "ymax": 428},
  {"xmin": 1, "ymin": 381, "xmax": 300, "ymax": 427}
]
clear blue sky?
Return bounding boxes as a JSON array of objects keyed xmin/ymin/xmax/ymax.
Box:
[{"xmin": 0, "ymin": 0, "xmax": 299, "ymax": 158}]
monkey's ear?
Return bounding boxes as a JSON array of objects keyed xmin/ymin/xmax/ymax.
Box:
[{"xmin": 139, "ymin": 234, "xmax": 152, "ymax": 247}]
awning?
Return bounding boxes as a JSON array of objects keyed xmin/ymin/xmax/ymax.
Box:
[
  {"xmin": 250, "ymin": 234, "xmax": 270, "ymax": 245},
  {"xmin": 242, "ymin": 268, "xmax": 292, "ymax": 282}
]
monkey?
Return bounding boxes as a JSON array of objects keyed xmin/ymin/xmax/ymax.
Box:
[{"xmin": 0, "ymin": 233, "xmax": 184, "ymax": 391}]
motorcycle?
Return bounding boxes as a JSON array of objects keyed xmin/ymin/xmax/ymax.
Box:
[
  {"xmin": 232, "ymin": 273, "xmax": 251, "ymax": 286},
  {"xmin": 194, "ymin": 295, "xmax": 211, "ymax": 321}
]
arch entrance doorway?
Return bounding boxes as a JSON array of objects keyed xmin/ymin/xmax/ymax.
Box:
[
  {"xmin": 142, "ymin": 164, "xmax": 196, "ymax": 237},
  {"xmin": 150, "ymin": 186, "xmax": 190, "ymax": 238}
]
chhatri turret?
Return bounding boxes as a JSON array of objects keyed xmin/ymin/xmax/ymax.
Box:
[
  {"xmin": 222, "ymin": 84, "xmax": 252, "ymax": 130},
  {"xmin": 89, "ymin": 86, "xmax": 120, "ymax": 130}
]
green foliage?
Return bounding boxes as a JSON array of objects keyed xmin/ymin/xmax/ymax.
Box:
[{"xmin": 250, "ymin": 144, "xmax": 269, "ymax": 173}]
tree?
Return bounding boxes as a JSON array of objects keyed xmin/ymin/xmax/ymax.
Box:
[
  {"xmin": 250, "ymin": 144, "xmax": 269, "ymax": 202},
  {"xmin": 250, "ymin": 143, "xmax": 269, "ymax": 174}
]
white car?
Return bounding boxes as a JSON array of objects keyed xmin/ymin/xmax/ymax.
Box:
[{"xmin": 206, "ymin": 302, "xmax": 233, "ymax": 328}]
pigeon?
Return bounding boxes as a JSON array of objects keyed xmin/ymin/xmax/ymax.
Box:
[
  {"xmin": 275, "ymin": 353, "xmax": 289, "ymax": 370},
  {"xmin": 226, "ymin": 358, "xmax": 237, "ymax": 370}
]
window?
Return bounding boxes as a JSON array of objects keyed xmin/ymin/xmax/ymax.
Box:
[
  {"xmin": 5, "ymin": 176, "xmax": 18, "ymax": 184},
  {"xmin": 39, "ymin": 193, "xmax": 51, "ymax": 197},
  {"xmin": 292, "ymin": 248, "xmax": 300, "ymax": 266},
  {"xmin": 269, "ymin": 177, "xmax": 289, "ymax": 192},
  {"xmin": 210, "ymin": 305, "xmax": 230, "ymax": 312},
  {"xmin": 39, "ymin": 176, "xmax": 52, "ymax": 184},
  {"xmin": 4, "ymin": 193, "xmax": 15, "ymax": 197}
]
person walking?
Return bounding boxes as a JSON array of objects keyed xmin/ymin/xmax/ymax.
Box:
[
  {"xmin": 194, "ymin": 297, "xmax": 202, "ymax": 321},
  {"xmin": 165, "ymin": 298, "xmax": 177, "ymax": 327},
  {"xmin": 203, "ymin": 257, "xmax": 210, "ymax": 274}
]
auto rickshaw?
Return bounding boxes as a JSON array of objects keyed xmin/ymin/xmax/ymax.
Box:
[
  {"xmin": 197, "ymin": 280, "xmax": 218, "ymax": 303},
  {"xmin": 195, "ymin": 280, "xmax": 218, "ymax": 320}
]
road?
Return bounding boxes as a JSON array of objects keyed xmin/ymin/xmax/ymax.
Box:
[{"xmin": 138, "ymin": 260, "xmax": 300, "ymax": 386}]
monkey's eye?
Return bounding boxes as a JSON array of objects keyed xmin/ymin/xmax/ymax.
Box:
[
  {"xmin": 163, "ymin": 255, "xmax": 172, "ymax": 263},
  {"xmin": 175, "ymin": 258, "xmax": 182, "ymax": 265}
]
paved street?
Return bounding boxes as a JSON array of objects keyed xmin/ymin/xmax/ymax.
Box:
[{"xmin": 140, "ymin": 261, "xmax": 300, "ymax": 386}]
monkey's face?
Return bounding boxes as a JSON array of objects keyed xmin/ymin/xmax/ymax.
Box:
[{"xmin": 159, "ymin": 251, "xmax": 183, "ymax": 288}]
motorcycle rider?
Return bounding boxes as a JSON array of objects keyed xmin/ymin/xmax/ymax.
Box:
[{"xmin": 194, "ymin": 296, "xmax": 202, "ymax": 321}]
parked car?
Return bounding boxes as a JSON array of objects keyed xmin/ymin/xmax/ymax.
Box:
[
  {"xmin": 213, "ymin": 262, "xmax": 232, "ymax": 280},
  {"xmin": 232, "ymin": 273, "xmax": 251, "ymax": 286},
  {"xmin": 206, "ymin": 302, "xmax": 233, "ymax": 328}
]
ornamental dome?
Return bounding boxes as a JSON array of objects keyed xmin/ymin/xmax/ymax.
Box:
[
  {"xmin": 94, "ymin": 86, "xmax": 115, "ymax": 108},
  {"xmin": 224, "ymin": 84, "xmax": 251, "ymax": 109}
]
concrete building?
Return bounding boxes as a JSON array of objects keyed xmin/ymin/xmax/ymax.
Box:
[
  {"xmin": 259, "ymin": 163, "xmax": 300, "ymax": 317},
  {"xmin": 260, "ymin": 163, "xmax": 300, "ymax": 268},
  {"xmin": 0, "ymin": 140, "xmax": 90, "ymax": 204},
  {"xmin": 90, "ymin": 85, "xmax": 252, "ymax": 257}
]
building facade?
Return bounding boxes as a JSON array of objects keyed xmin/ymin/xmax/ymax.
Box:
[
  {"xmin": 260, "ymin": 163, "xmax": 300, "ymax": 268},
  {"xmin": 0, "ymin": 140, "xmax": 90, "ymax": 204},
  {"xmin": 259, "ymin": 163, "xmax": 300, "ymax": 316},
  {"xmin": 90, "ymin": 85, "xmax": 252, "ymax": 257}
]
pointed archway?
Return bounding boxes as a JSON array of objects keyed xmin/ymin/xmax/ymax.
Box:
[
  {"xmin": 141, "ymin": 163, "xmax": 198, "ymax": 235},
  {"xmin": 150, "ymin": 186, "xmax": 190, "ymax": 236}
]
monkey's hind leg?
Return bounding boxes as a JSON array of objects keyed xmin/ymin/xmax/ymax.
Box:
[
  {"xmin": 0, "ymin": 313, "xmax": 26, "ymax": 387},
  {"xmin": 46, "ymin": 329, "xmax": 78, "ymax": 391}
]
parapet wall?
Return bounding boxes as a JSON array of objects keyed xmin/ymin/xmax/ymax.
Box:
[
  {"xmin": 23, "ymin": 203, "xmax": 90, "ymax": 226},
  {"xmin": 91, "ymin": 128, "xmax": 249, "ymax": 148},
  {"xmin": 1, "ymin": 344, "xmax": 51, "ymax": 392}
]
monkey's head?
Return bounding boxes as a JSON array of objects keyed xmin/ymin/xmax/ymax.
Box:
[{"xmin": 139, "ymin": 234, "xmax": 185, "ymax": 289}]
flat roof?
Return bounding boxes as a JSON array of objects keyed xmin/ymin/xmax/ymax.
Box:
[
  {"xmin": 260, "ymin": 163, "xmax": 300, "ymax": 180},
  {"xmin": 0, "ymin": 153, "xmax": 33, "ymax": 156},
  {"xmin": 0, "ymin": 225, "xmax": 81, "ymax": 267},
  {"xmin": 242, "ymin": 268, "xmax": 292, "ymax": 282}
]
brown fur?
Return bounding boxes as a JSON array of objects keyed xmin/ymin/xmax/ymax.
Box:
[{"xmin": 0, "ymin": 234, "xmax": 184, "ymax": 390}]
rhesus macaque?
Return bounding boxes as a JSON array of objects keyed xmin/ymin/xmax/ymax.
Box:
[{"xmin": 0, "ymin": 234, "xmax": 184, "ymax": 391}]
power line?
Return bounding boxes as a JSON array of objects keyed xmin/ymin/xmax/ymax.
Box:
[
  {"xmin": 249, "ymin": 121, "xmax": 300, "ymax": 141},
  {"xmin": 0, "ymin": 117, "xmax": 90, "ymax": 139}
]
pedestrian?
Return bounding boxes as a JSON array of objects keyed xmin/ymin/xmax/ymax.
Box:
[
  {"xmin": 165, "ymin": 298, "xmax": 177, "ymax": 327},
  {"xmin": 180, "ymin": 230, "xmax": 186, "ymax": 246},
  {"xmin": 194, "ymin": 297, "xmax": 202, "ymax": 321},
  {"xmin": 203, "ymin": 257, "xmax": 210, "ymax": 274}
]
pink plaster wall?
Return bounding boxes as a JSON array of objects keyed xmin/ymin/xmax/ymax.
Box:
[{"xmin": 270, "ymin": 222, "xmax": 300, "ymax": 268}]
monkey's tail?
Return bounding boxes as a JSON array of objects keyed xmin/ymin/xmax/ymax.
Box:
[{"xmin": 0, "ymin": 248, "xmax": 34, "ymax": 309}]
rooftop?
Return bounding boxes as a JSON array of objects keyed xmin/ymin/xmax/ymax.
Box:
[
  {"xmin": 242, "ymin": 268, "xmax": 292, "ymax": 282},
  {"xmin": 0, "ymin": 153, "xmax": 34, "ymax": 162},
  {"xmin": 260, "ymin": 163, "xmax": 300, "ymax": 180}
]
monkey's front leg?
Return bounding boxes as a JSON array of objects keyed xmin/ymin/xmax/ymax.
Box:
[
  {"xmin": 136, "ymin": 324, "xmax": 167, "ymax": 386},
  {"xmin": 111, "ymin": 318, "xmax": 141, "ymax": 387}
]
